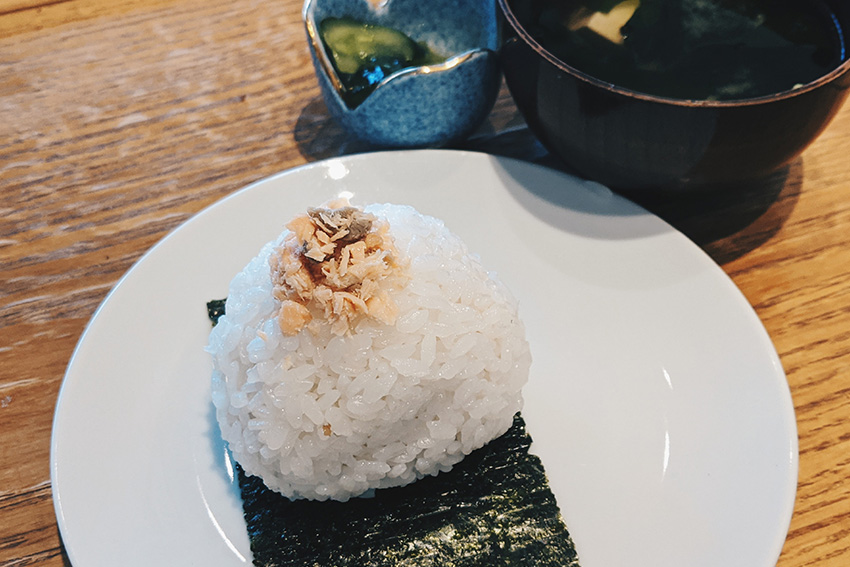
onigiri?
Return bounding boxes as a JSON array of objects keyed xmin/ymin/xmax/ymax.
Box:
[{"xmin": 207, "ymin": 200, "xmax": 531, "ymax": 501}]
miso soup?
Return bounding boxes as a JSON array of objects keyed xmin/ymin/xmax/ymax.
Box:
[{"xmin": 514, "ymin": 0, "xmax": 847, "ymax": 100}]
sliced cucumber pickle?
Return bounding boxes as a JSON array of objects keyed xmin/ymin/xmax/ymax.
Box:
[
  {"xmin": 318, "ymin": 17, "xmax": 446, "ymax": 107},
  {"xmin": 320, "ymin": 17, "xmax": 418, "ymax": 74}
]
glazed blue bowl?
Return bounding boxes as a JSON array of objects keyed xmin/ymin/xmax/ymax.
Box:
[{"xmin": 303, "ymin": 0, "xmax": 501, "ymax": 147}]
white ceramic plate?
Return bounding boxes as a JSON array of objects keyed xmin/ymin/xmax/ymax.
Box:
[{"xmin": 51, "ymin": 150, "xmax": 797, "ymax": 567}]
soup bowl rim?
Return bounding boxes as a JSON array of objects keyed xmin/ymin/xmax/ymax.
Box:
[{"xmin": 497, "ymin": 0, "xmax": 850, "ymax": 108}]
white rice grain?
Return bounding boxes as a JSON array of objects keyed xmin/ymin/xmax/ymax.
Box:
[{"xmin": 208, "ymin": 203, "xmax": 531, "ymax": 501}]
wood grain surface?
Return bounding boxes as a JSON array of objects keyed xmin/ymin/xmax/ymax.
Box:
[{"xmin": 1, "ymin": 0, "xmax": 848, "ymax": 565}]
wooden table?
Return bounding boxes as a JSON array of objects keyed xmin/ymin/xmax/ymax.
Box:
[{"xmin": 1, "ymin": 0, "xmax": 848, "ymax": 564}]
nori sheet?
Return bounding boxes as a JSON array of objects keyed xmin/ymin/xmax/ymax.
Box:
[
  {"xmin": 207, "ymin": 298, "xmax": 580, "ymax": 566},
  {"xmin": 207, "ymin": 298, "xmax": 227, "ymax": 325},
  {"xmin": 236, "ymin": 414, "xmax": 581, "ymax": 567}
]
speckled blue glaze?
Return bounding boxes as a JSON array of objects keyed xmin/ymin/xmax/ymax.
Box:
[{"xmin": 303, "ymin": 0, "xmax": 501, "ymax": 147}]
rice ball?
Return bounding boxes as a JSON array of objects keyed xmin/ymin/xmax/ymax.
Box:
[{"xmin": 208, "ymin": 202, "xmax": 530, "ymax": 501}]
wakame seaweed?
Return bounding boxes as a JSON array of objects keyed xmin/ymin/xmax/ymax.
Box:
[{"xmin": 237, "ymin": 414, "xmax": 580, "ymax": 567}]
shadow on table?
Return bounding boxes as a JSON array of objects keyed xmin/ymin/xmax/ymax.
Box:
[
  {"xmin": 627, "ymin": 159, "xmax": 802, "ymax": 266},
  {"xmin": 293, "ymin": 97, "xmax": 375, "ymax": 161},
  {"xmin": 292, "ymin": 95, "xmax": 550, "ymax": 163},
  {"xmin": 55, "ymin": 527, "xmax": 73, "ymax": 566},
  {"xmin": 293, "ymin": 95, "xmax": 801, "ymax": 266}
]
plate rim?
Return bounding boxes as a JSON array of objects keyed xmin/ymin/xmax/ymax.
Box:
[{"xmin": 50, "ymin": 148, "xmax": 799, "ymax": 567}]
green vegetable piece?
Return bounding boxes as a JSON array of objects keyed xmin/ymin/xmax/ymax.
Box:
[
  {"xmin": 320, "ymin": 17, "xmax": 418, "ymax": 75},
  {"xmin": 318, "ymin": 17, "xmax": 445, "ymax": 108}
]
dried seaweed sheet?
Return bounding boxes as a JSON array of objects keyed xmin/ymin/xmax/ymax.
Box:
[
  {"xmin": 208, "ymin": 299, "xmax": 580, "ymax": 566},
  {"xmin": 236, "ymin": 414, "xmax": 581, "ymax": 567},
  {"xmin": 207, "ymin": 299, "xmax": 227, "ymax": 325}
]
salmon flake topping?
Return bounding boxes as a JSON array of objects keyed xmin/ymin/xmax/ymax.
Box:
[{"xmin": 269, "ymin": 201, "xmax": 406, "ymax": 336}]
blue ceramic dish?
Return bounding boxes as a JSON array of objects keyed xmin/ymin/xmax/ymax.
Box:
[{"xmin": 303, "ymin": 0, "xmax": 501, "ymax": 147}]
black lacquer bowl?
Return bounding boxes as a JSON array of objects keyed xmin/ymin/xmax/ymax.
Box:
[{"xmin": 498, "ymin": 0, "xmax": 850, "ymax": 192}]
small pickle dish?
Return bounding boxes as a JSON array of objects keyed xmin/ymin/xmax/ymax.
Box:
[{"xmin": 303, "ymin": 0, "xmax": 501, "ymax": 147}]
